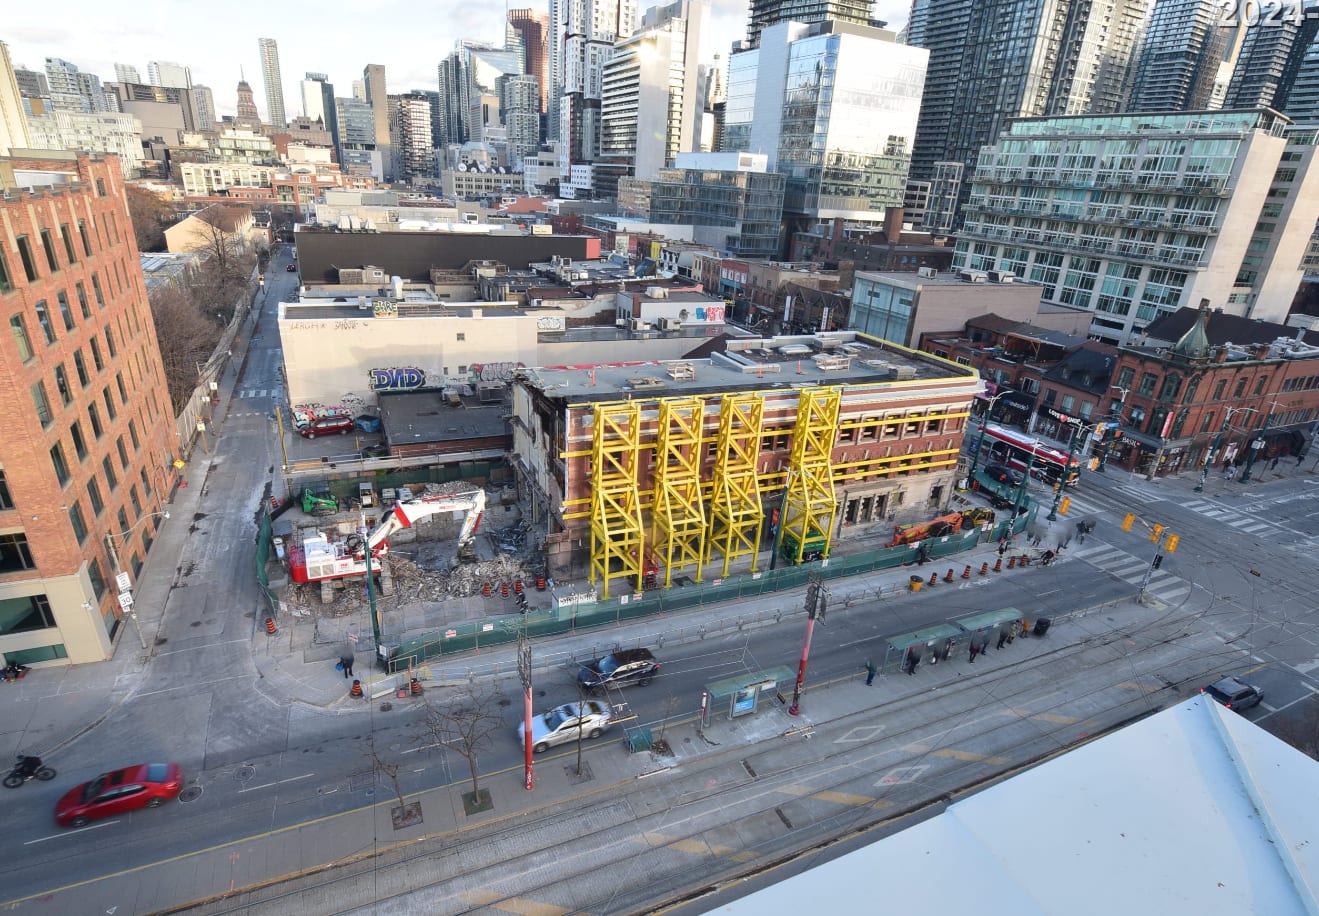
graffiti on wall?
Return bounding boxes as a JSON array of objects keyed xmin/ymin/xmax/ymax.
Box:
[
  {"xmin": 470, "ymin": 361, "xmax": 525, "ymax": 382},
  {"xmin": 368, "ymin": 367, "xmax": 427, "ymax": 390},
  {"xmin": 696, "ymin": 304, "xmax": 725, "ymax": 323}
]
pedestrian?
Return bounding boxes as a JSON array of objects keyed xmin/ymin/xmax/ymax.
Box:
[
  {"xmin": 998, "ymin": 539, "xmax": 1008, "ymax": 557},
  {"xmin": 1269, "ymin": 456, "xmax": 1280, "ymax": 471},
  {"xmin": 996, "ymin": 630, "xmax": 1007, "ymax": 650},
  {"xmin": 1032, "ymin": 532, "xmax": 1042, "ymax": 548},
  {"xmin": 1042, "ymin": 549, "xmax": 1055, "ymax": 566},
  {"xmin": 969, "ymin": 642, "xmax": 979, "ymax": 663},
  {"xmin": 339, "ymin": 651, "xmax": 355, "ymax": 678},
  {"xmin": 1299, "ymin": 453, "xmax": 1307, "ymax": 467},
  {"xmin": 865, "ymin": 660, "xmax": 877, "ymax": 686},
  {"xmin": 1226, "ymin": 464, "xmax": 1237, "ymax": 481}
]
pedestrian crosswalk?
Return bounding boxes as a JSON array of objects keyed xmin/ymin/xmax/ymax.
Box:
[
  {"xmin": 1176, "ymin": 497, "xmax": 1288, "ymax": 538},
  {"xmin": 1067, "ymin": 542, "xmax": 1192, "ymax": 605},
  {"xmin": 238, "ymin": 389, "xmax": 279, "ymax": 399}
]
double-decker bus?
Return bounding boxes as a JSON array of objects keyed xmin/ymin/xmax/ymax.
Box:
[{"xmin": 974, "ymin": 423, "xmax": 1081, "ymax": 487}]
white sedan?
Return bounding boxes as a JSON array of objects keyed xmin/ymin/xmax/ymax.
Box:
[{"xmin": 518, "ymin": 701, "xmax": 613, "ymax": 753}]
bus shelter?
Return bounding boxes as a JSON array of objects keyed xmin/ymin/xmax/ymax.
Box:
[
  {"xmin": 885, "ymin": 623, "xmax": 964, "ymax": 674},
  {"xmin": 701, "ymin": 665, "xmax": 796, "ymax": 725},
  {"xmin": 953, "ymin": 606, "xmax": 1026, "ymax": 648}
]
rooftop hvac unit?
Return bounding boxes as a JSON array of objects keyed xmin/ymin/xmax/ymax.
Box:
[
  {"xmin": 917, "ymin": 266, "xmax": 938, "ymax": 279},
  {"xmin": 628, "ymin": 318, "xmax": 647, "ymax": 331},
  {"xmin": 988, "ymin": 270, "xmax": 1016, "ymax": 283},
  {"xmin": 646, "ymin": 286, "xmax": 669, "ymax": 299},
  {"xmin": 660, "ymin": 317, "xmax": 683, "ymax": 330},
  {"xmin": 958, "ymin": 268, "xmax": 989, "ymax": 283}
]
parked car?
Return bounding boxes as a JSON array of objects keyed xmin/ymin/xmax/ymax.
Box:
[
  {"xmin": 982, "ymin": 463, "xmax": 1023, "ymax": 487},
  {"xmin": 519, "ymin": 701, "xmax": 613, "ymax": 753},
  {"xmin": 285, "ymin": 263, "xmax": 297, "ymax": 272},
  {"xmin": 55, "ymin": 762, "xmax": 184, "ymax": 827},
  {"xmin": 1201, "ymin": 676, "xmax": 1264, "ymax": 711},
  {"xmin": 577, "ymin": 648, "xmax": 660, "ymax": 691},
  {"xmin": 298, "ymin": 417, "xmax": 354, "ymax": 439}
]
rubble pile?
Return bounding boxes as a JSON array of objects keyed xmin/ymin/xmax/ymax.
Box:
[
  {"xmin": 445, "ymin": 554, "xmax": 538, "ymax": 597},
  {"xmin": 282, "ymin": 553, "xmax": 542, "ymax": 614}
]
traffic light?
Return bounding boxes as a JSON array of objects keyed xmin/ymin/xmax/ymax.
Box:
[
  {"xmin": 1121, "ymin": 513, "xmax": 1136, "ymax": 531},
  {"xmin": 1088, "ymin": 458, "xmax": 1100, "ymax": 471},
  {"xmin": 1164, "ymin": 534, "xmax": 1179, "ymax": 553},
  {"xmin": 1059, "ymin": 497, "xmax": 1071, "ymax": 514},
  {"xmin": 1149, "ymin": 523, "xmax": 1164, "ymax": 543},
  {"xmin": 1093, "ymin": 423, "xmax": 1107, "ymax": 438}
]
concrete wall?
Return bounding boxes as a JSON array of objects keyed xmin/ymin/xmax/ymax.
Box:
[{"xmin": 294, "ymin": 230, "xmax": 595, "ymax": 283}]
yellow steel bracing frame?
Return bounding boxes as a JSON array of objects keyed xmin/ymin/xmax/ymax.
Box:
[
  {"xmin": 588, "ymin": 402, "xmax": 645, "ymax": 598},
  {"xmin": 705, "ymin": 392, "xmax": 765, "ymax": 577},
  {"xmin": 779, "ymin": 387, "xmax": 841, "ymax": 565},
  {"xmin": 651, "ymin": 398, "xmax": 707, "ymax": 587}
]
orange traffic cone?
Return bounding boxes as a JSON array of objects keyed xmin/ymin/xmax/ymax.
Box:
[
  {"xmin": 928, "ymin": 572, "xmax": 938, "ymax": 587},
  {"xmin": 349, "ymin": 679, "xmax": 363, "ymax": 698},
  {"xmin": 536, "ymin": 575, "xmax": 546, "ymax": 590},
  {"xmin": 993, "ymin": 557, "xmax": 1002, "ymax": 572},
  {"xmin": 944, "ymin": 568, "xmax": 955, "ymax": 583},
  {"xmin": 265, "ymin": 617, "xmax": 277, "ymax": 635},
  {"xmin": 500, "ymin": 582, "xmax": 510, "ymax": 598},
  {"xmin": 481, "ymin": 583, "xmax": 492, "ymax": 597},
  {"xmin": 1020, "ymin": 554, "xmax": 1030, "ymax": 566},
  {"xmin": 410, "ymin": 678, "xmax": 422, "ymax": 696},
  {"xmin": 979, "ymin": 562, "xmax": 989, "ymax": 576},
  {"xmin": 961, "ymin": 565, "xmax": 972, "ymax": 579},
  {"xmin": 1008, "ymin": 556, "xmax": 1017, "ymax": 569},
  {"xmin": 514, "ymin": 579, "xmax": 524, "ymax": 594}
]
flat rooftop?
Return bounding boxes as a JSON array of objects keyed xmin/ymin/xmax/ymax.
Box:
[
  {"xmin": 378, "ymin": 393, "xmax": 508, "ymax": 444},
  {"xmin": 279, "ymin": 300, "xmax": 529, "ymax": 321},
  {"xmin": 523, "ymin": 333, "xmax": 966, "ymax": 401}
]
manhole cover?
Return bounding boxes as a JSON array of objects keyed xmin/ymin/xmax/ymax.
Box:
[
  {"xmin": 178, "ymin": 786, "xmax": 204, "ymax": 803},
  {"xmin": 234, "ymin": 765, "xmax": 257, "ymax": 783}
]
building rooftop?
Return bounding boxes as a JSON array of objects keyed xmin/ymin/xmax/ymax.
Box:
[
  {"xmin": 377, "ymin": 393, "xmax": 507, "ymax": 445},
  {"xmin": 521, "ymin": 332, "xmax": 966, "ymax": 402},
  {"xmin": 279, "ymin": 299, "xmax": 528, "ymax": 322}
]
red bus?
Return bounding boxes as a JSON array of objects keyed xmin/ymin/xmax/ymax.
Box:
[{"xmin": 975, "ymin": 423, "xmax": 1081, "ymax": 487}]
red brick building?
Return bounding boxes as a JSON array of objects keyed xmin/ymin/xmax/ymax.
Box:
[{"xmin": 0, "ymin": 153, "xmax": 177, "ymax": 665}]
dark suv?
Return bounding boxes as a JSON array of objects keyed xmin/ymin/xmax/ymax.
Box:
[
  {"xmin": 1201, "ymin": 676, "xmax": 1264, "ymax": 711},
  {"xmin": 983, "ymin": 464, "xmax": 1023, "ymax": 487},
  {"xmin": 577, "ymin": 648, "xmax": 659, "ymax": 691}
]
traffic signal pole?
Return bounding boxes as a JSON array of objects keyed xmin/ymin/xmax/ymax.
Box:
[{"xmin": 788, "ymin": 576, "xmax": 827, "ymax": 717}]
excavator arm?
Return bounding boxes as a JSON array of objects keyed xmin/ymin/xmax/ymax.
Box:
[{"xmin": 363, "ymin": 488, "xmax": 487, "ymax": 557}]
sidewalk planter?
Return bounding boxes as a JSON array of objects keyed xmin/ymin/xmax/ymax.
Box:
[
  {"xmin": 627, "ymin": 728, "xmax": 654, "ymax": 753},
  {"xmin": 909, "ymin": 576, "xmax": 924, "ymax": 593}
]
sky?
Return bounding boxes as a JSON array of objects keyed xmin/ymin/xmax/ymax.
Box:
[{"xmin": 4, "ymin": 0, "xmax": 909, "ymax": 120}]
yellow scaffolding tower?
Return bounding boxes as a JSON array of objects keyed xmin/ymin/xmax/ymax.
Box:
[
  {"xmin": 651, "ymin": 398, "xmax": 707, "ymax": 587},
  {"xmin": 779, "ymin": 387, "xmax": 841, "ymax": 565},
  {"xmin": 588, "ymin": 402, "xmax": 646, "ymax": 599},
  {"xmin": 706, "ymin": 393, "xmax": 765, "ymax": 577}
]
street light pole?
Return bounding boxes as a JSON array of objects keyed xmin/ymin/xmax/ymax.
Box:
[
  {"xmin": 1239, "ymin": 401, "xmax": 1283, "ymax": 484},
  {"xmin": 1203, "ymin": 406, "xmax": 1257, "ymax": 478},
  {"xmin": 966, "ymin": 391, "xmax": 1007, "ymax": 488},
  {"xmin": 787, "ymin": 575, "xmax": 827, "ymax": 717},
  {"xmin": 1099, "ymin": 386, "xmax": 1129, "ymax": 472},
  {"xmin": 106, "ymin": 510, "xmax": 170, "ymax": 651}
]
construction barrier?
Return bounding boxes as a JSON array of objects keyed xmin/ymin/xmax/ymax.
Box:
[
  {"xmin": 410, "ymin": 678, "xmax": 422, "ymax": 696},
  {"xmin": 500, "ymin": 582, "xmax": 510, "ymax": 598},
  {"xmin": 944, "ymin": 568, "xmax": 955, "ymax": 583},
  {"xmin": 1008, "ymin": 556, "xmax": 1016, "ymax": 569},
  {"xmin": 481, "ymin": 583, "xmax": 492, "ymax": 597},
  {"xmin": 928, "ymin": 572, "xmax": 938, "ymax": 587},
  {"xmin": 994, "ymin": 558, "xmax": 1003, "ymax": 572},
  {"xmin": 536, "ymin": 575, "xmax": 546, "ymax": 590},
  {"xmin": 514, "ymin": 580, "xmax": 524, "ymax": 594},
  {"xmin": 979, "ymin": 562, "xmax": 989, "ymax": 576}
]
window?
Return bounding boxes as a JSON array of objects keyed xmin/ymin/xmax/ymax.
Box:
[
  {"xmin": 128, "ymin": 419, "xmax": 140, "ymax": 450},
  {"xmin": 129, "ymin": 484, "xmax": 142, "ymax": 516},
  {"xmin": 50, "ymin": 442, "xmax": 70, "ymax": 486},
  {"xmin": 88, "ymin": 402, "xmax": 103, "ymax": 438},
  {"xmin": 16, "ymin": 236, "xmax": 39, "ymax": 281},
  {"xmin": 40, "ymin": 229, "xmax": 59, "ymax": 271},
  {"xmin": 105, "ymin": 327, "xmax": 117, "ymax": 358},
  {"xmin": 61, "ymin": 225, "xmax": 77, "ymax": 264},
  {"xmin": 1138, "ymin": 373, "xmax": 1158, "ymax": 396},
  {"xmin": 87, "ymin": 477, "xmax": 104, "ymax": 515},
  {"xmin": 78, "ymin": 220, "xmax": 93, "ymax": 257},
  {"xmin": 117, "ymin": 436, "xmax": 129, "ymax": 470},
  {"xmin": 54, "ymin": 364, "xmax": 72, "ymax": 405},
  {"xmin": 1254, "ymin": 376, "xmax": 1266, "ymax": 396},
  {"xmin": 103, "ymin": 387, "xmax": 117, "ymax": 420},
  {"xmin": 90, "ymin": 337, "xmax": 104, "ymax": 371},
  {"xmin": 1200, "ymin": 412, "xmax": 1216, "ymax": 433},
  {"xmin": 73, "ymin": 350, "xmax": 90, "ymax": 386},
  {"xmin": 69, "ymin": 502, "xmax": 88, "ymax": 544},
  {"xmin": 70, "ymin": 420, "xmax": 88, "ymax": 460},
  {"xmin": 0, "ymin": 595, "xmax": 54, "ymax": 633},
  {"xmin": 10, "ymin": 314, "xmax": 33, "ymax": 361},
  {"xmin": 34, "ymin": 300, "xmax": 56, "ymax": 344},
  {"xmin": 88, "ymin": 559, "xmax": 107, "ymax": 599},
  {"xmin": 139, "ymin": 468, "xmax": 152, "ymax": 496},
  {"xmin": 103, "ymin": 456, "xmax": 118, "ymax": 490},
  {"xmin": 1213, "ymin": 379, "xmax": 1227, "ymax": 400},
  {"xmin": 0, "ymin": 250, "xmax": 11, "ymax": 291},
  {"xmin": 0, "ymin": 469, "xmax": 11, "ymax": 510},
  {"xmin": 116, "ymin": 372, "xmax": 128, "ymax": 405},
  {"xmin": 95, "ymin": 177, "xmax": 106, "ymax": 196},
  {"xmin": 0, "ymin": 534, "xmax": 36, "ymax": 574},
  {"xmin": 75, "ymin": 282, "xmax": 91, "ymax": 319},
  {"xmin": 1234, "ymin": 378, "xmax": 1247, "ymax": 398},
  {"xmin": 91, "ymin": 274, "xmax": 106, "ymax": 309},
  {"xmin": 457, "ymin": 332, "xmax": 466, "ymax": 341},
  {"xmin": 55, "ymin": 292, "xmax": 74, "ymax": 331},
  {"xmin": 31, "ymin": 381, "xmax": 53, "ymax": 427}
]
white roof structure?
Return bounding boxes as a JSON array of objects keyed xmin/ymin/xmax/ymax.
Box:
[{"xmin": 715, "ymin": 698, "xmax": 1319, "ymax": 915}]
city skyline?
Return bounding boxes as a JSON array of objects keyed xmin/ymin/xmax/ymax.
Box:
[{"xmin": 4, "ymin": 0, "xmax": 908, "ymax": 120}]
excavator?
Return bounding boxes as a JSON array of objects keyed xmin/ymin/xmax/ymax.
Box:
[{"xmin": 289, "ymin": 487, "xmax": 487, "ymax": 586}]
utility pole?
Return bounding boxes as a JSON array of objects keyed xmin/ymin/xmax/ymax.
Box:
[
  {"xmin": 788, "ymin": 574, "xmax": 828, "ymax": 717},
  {"xmin": 517, "ymin": 631, "xmax": 534, "ymax": 791},
  {"xmin": 965, "ymin": 392, "xmax": 1007, "ymax": 487},
  {"xmin": 1047, "ymin": 421, "xmax": 1081, "ymax": 521},
  {"xmin": 361, "ymin": 515, "xmax": 383, "ymax": 661}
]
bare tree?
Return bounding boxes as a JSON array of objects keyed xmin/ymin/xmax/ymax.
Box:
[
  {"xmin": 187, "ymin": 214, "xmax": 255, "ymax": 317},
  {"xmin": 366, "ymin": 735, "xmax": 422, "ymax": 829},
  {"xmin": 148, "ymin": 284, "xmax": 223, "ymax": 411},
  {"xmin": 422, "ymin": 684, "xmax": 506, "ymax": 812},
  {"xmin": 123, "ymin": 184, "xmax": 176, "ymax": 253}
]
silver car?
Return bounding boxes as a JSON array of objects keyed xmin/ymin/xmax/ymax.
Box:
[{"xmin": 518, "ymin": 701, "xmax": 613, "ymax": 753}]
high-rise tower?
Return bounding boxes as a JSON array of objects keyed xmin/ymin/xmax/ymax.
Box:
[
  {"xmin": 0, "ymin": 41, "xmax": 32, "ymax": 155},
  {"xmin": 258, "ymin": 38, "xmax": 287, "ymax": 129},
  {"xmin": 1127, "ymin": 0, "xmax": 1232, "ymax": 111},
  {"xmin": 507, "ymin": 9, "xmax": 551, "ymax": 114},
  {"xmin": 745, "ymin": 0, "xmax": 874, "ymax": 46},
  {"xmin": 550, "ymin": 0, "xmax": 637, "ymax": 159},
  {"xmin": 363, "ymin": 64, "xmax": 390, "ymax": 180},
  {"xmin": 235, "ymin": 78, "xmax": 261, "ymax": 127}
]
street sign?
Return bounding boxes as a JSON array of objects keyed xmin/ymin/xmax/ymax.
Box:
[
  {"xmin": 115, "ymin": 572, "xmax": 132, "ymax": 592},
  {"xmin": 117, "ymin": 592, "xmax": 134, "ymax": 609}
]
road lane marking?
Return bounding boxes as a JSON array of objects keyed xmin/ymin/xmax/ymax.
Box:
[
  {"xmin": 237, "ymin": 773, "xmax": 315, "ymax": 794},
  {"xmin": 638, "ymin": 831, "xmax": 738, "ymax": 856},
  {"xmin": 458, "ymin": 889, "xmax": 571, "ymax": 916},
  {"xmin": 1006, "ymin": 708, "xmax": 1083, "ymax": 725},
  {"xmin": 902, "ymin": 743, "xmax": 1008, "ymax": 764},
  {"xmin": 24, "ymin": 820, "xmax": 119, "ymax": 844}
]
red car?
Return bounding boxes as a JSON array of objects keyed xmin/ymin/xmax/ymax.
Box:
[
  {"xmin": 55, "ymin": 762, "xmax": 184, "ymax": 827},
  {"xmin": 298, "ymin": 416, "xmax": 354, "ymax": 438}
]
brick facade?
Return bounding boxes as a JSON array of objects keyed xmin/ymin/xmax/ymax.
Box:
[{"xmin": 0, "ymin": 153, "xmax": 178, "ymax": 665}]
